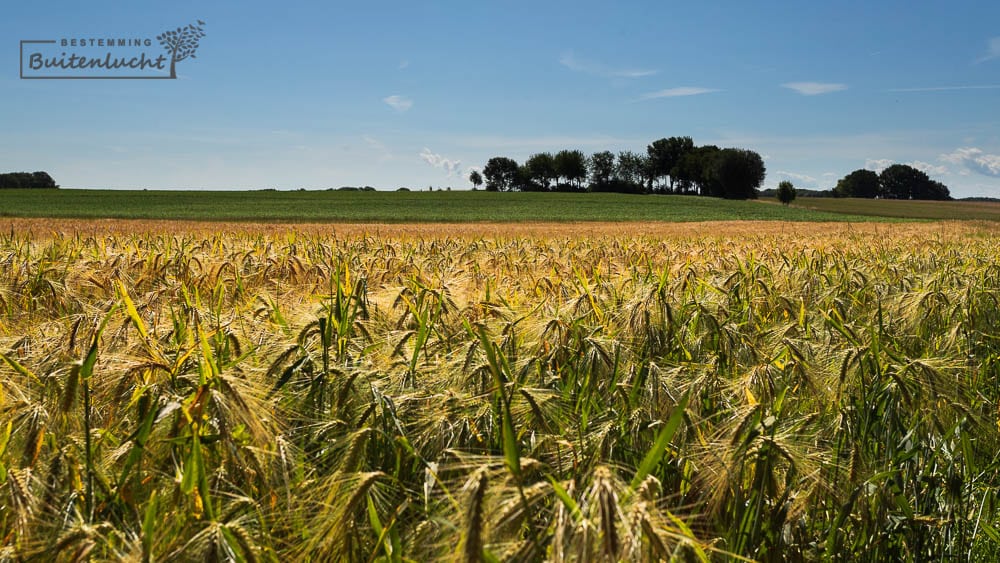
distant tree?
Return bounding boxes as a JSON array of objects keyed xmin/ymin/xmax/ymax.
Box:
[
  {"xmin": 925, "ymin": 179, "xmax": 951, "ymax": 201},
  {"xmin": 157, "ymin": 20, "xmax": 206, "ymax": 79},
  {"xmin": 879, "ymin": 164, "xmax": 951, "ymax": 200},
  {"xmin": 879, "ymin": 164, "xmax": 917, "ymax": 199},
  {"xmin": 647, "ymin": 136, "xmax": 694, "ymax": 193},
  {"xmin": 641, "ymin": 156, "xmax": 658, "ymax": 193},
  {"xmin": 468, "ymin": 170, "xmax": 483, "ymax": 190},
  {"xmin": 777, "ymin": 180, "xmax": 796, "ymax": 205},
  {"xmin": 713, "ymin": 148, "xmax": 766, "ymax": 199},
  {"xmin": 0, "ymin": 171, "xmax": 58, "ymax": 189},
  {"xmin": 31, "ymin": 171, "xmax": 57, "ymax": 188},
  {"xmin": 524, "ymin": 153, "xmax": 557, "ymax": 191},
  {"xmin": 513, "ymin": 164, "xmax": 534, "ymax": 191},
  {"xmin": 614, "ymin": 151, "xmax": 647, "ymax": 193},
  {"xmin": 588, "ymin": 151, "xmax": 615, "ymax": 191},
  {"xmin": 673, "ymin": 145, "xmax": 720, "ymax": 195},
  {"xmin": 477, "ymin": 140, "xmax": 771, "ymax": 200},
  {"xmin": 482, "ymin": 157, "xmax": 520, "ymax": 192},
  {"xmin": 834, "ymin": 169, "xmax": 880, "ymax": 198},
  {"xmin": 554, "ymin": 149, "xmax": 588, "ymax": 190}
]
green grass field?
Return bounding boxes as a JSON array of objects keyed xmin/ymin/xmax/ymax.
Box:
[
  {"xmin": 0, "ymin": 189, "xmax": 881, "ymax": 223},
  {"xmin": 4, "ymin": 189, "xmax": 999, "ymax": 223}
]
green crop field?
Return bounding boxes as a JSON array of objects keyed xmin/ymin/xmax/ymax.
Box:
[{"xmin": 0, "ymin": 189, "xmax": 885, "ymax": 223}]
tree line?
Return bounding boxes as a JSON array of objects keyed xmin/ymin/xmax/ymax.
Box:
[
  {"xmin": 831, "ymin": 165, "xmax": 950, "ymax": 200},
  {"xmin": 473, "ymin": 137, "xmax": 766, "ymax": 200},
  {"xmin": 472, "ymin": 137, "xmax": 954, "ymax": 202},
  {"xmin": 0, "ymin": 171, "xmax": 59, "ymax": 189}
]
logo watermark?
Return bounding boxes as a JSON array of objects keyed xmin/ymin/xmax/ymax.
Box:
[{"xmin": 20, "ymin": 20, "xmax": 206, "ymax": 79}]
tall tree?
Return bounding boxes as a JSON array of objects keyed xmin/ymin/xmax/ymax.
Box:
[
  {"xmin": 554, "ymin": 149, "xmax": 588, "ymax": 190},
  {"xmin": 777, "ymin": 180, "xmax": 796, "ymax": 205},
  {"xmin": 834, "ymin": 169, "xmax": 880, "ymax": 198},
  {"xmin": 713, "ymin": 148, "xmax": 766, "ymax": 199},
  {"xmin": 482, "ymin": 157, "xmax": 519, "ymax": 192},
  {"xmin": 468, "ymin": 170, "xmax": 483, "ymax": 190},
  {"xmin": 524, "ymin": 153, "xmax": 557, "ymax": 191},
  {"xmin": 515, "ymin": 164, "xmax": 536, "ymax": 192},
  {"xmin": 647, "ymin": 136, "xmax": 694, "ymax": 193},
  {"xmin": 673, "ymin": 145, "xmax": 721, "ymax": 196},
  {"xmin": 588, "ymin": 151, "xmax": 615, "ymax": 191},
  {"xmin": 879, "ymin": 164, "xmax": 951, "ymax": 200},
  {"xmin": 615, "ymin": 151, "xmax": 647, "ymax": 193},
  {"xmin": 925, "ymin": 179, "xmax": 951, "ymax": 201}
]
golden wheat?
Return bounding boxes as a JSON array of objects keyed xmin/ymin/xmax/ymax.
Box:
[{"xmin": 0, "ymin": 220, "xmax": 998, "ymax": 561}]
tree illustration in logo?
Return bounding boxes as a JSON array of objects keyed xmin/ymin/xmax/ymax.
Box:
[{"xmin": 157, "ymin": 20, "xmax": 206, "ymax": 79}]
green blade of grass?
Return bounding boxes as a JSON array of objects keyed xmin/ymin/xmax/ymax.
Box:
[{"xmin": 631, "ymin": 391, "xmax": 689, "ymax": 490}]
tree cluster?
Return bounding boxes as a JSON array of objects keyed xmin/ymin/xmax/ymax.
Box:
[
  {"xmin": 0, "ymin": 171, "xmax": 58, "ymax": 189},
  {"xmin": 833, "ymin": 165, "xmax": 950, "ymax": 200},
  {"xmin": 479, "ymin": 137, "xmax": 766, "ymax": 200}
]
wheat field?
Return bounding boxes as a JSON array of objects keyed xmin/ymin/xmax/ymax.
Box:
[{"xmin": 1, "ymin": 219, "xmax": 999, "ymax": 562}]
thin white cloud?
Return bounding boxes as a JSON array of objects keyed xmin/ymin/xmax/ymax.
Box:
[
  {"xmin": 941, "ymin": 147, "xmax": 1000, "ymax": 177},
  {"xmin": 383, "ymin": 95, "xmax": 413, "ymax": 112},
  {"xmin": 888, "ymin": 84, "xmax": 1000, "ymax": 92},
  {"xmin": 910, "ymin": 161, "xmax": 949, "ymax": 176},
  {"xmin": 865, "ymin": 159, "xmax": 895, "ymax": 173},
  {"xmin": 559, "ymin": 52, "xmax": 657, "ymax": 78},
  {"xmin": 782, "ymin": 82, "xmax": 848, "ymax": 95},
  {"xmin": 638, "ymin": 87, "xmax": 720, "ymax": 100},
  {"xmin": 398, "ymin": 59, "xmax": 410, "ymax": 70},
  {"xmin": 363, "ymin": 135, "xmax": 385, "ymax": 151},
  {"xmin": 419, "ymin": 147, "xmax": 462, "ymax": 176},
  {"xmin": 363, "ymin": 135, "xmax": 393, "ymax": 161},
  {"xmin": 774, "ymin": 170, "xmax": 818, "ymax": 186},
  {"xmin": 976, "ymin": 37, "xmax": 1000, "ymax": 63}
]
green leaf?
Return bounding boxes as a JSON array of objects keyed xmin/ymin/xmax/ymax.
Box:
[
  {"xmin": 117, "ymin": 280, "xmax": 149, "ymax": 339},
  {"xmin": 664, "ymin": 510, "xmax": 711, "ymax": 562},
  {"xmin": 475, "ymin": 324, "xmax": 506, "ymax": 386},
  {"xmin": 181, "ymin": 433, "xmax": 201, "ymax": 495},
  {"xmin": 0, "ymin": 420, "xmax": 11, "ymax": 458},
  {"xmin": 80, "ymin": 307, "xmax": 117, "ymax": 382},
  {"xmin": 142, "ymin": 491, "xmax": 160, "ymax": 556},
  {"xmin": 631, "ymin": 391, "xmax": 689, "ymax": 490},
  {"xmin": 367, "ymin": 493, "xmax": 384, "ymax": 537},
  {"xmin": 220, "ymin": 525, "xmax": 250, "ymax": 563},
  {"xmin": 61, "ymin": 363, "xmax": 81, "ymax": 414},
  {"xmin": 548, "ymin": 477, "xmax": 582, "ymax": 524},
  {"xmin": 981, "ymin": 522, "xmax": 1000, "ymax": 543},
  {"xmin": 501, "ymin": 399, "xmax": 520, "ymax": 481},
  {"xmin": 117, "ymin": 397, "xmax": 160, "ymax": 489},
  {"xmin": 0, "ymin": 351, "xmax": 41, "ymax": 385}
]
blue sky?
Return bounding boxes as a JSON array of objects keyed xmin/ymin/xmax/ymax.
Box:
[{"xmin": 3, "ymin": 1, "xmax": 1000, "ymax": 196}]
